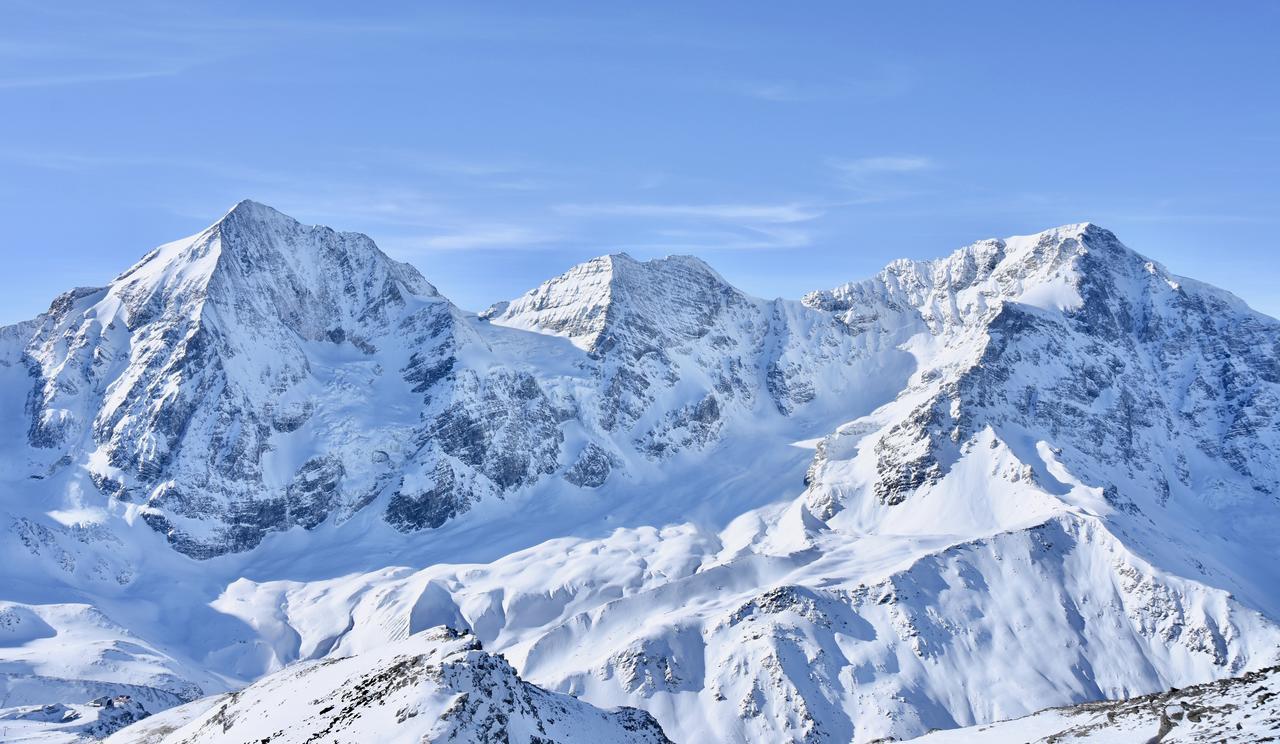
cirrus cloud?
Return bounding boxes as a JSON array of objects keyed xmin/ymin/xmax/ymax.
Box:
[
  {"xmin": 554, "ymin": 202, "xmax": 823, "ymax": 224},
  {"xmin": 828, "ymin": 155, "xmax": 934, "ymax": 176}
]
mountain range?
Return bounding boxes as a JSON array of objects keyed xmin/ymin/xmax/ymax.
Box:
[{"xmin": 1, "ymin": 201, "xmax": 1277, "ymax": 742}]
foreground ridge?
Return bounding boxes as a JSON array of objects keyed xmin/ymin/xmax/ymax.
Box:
[
  {"xmin": 105, "ymin": 626, "xmax": 671, "ymax": 744},
  {"xmin": 912, "ymin": 663, "xmax": 1280, "ymax": 743}
]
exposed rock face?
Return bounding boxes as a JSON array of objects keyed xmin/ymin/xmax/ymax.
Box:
[
  {"xmin": 105, "ymin": 627, "xmax": 671, "ymax": 744},
  {"xmin": 564, "ymin": 443, "xmax": 616, "ymax": 488},
  {"xmin": 808, "ymin": 225, "xmax": 1280, "ymax": 512},
  {"xmin": 6, "ymin": 203, "xmax": 580, "ymax": 556}
]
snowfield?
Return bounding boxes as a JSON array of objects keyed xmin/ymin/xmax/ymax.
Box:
[{"xmin": 0, "ymin": 202, "xmax": 1277, "ymax": 742}]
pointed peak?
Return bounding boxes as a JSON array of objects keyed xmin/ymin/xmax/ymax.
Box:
[
  {"xmin": 213, "ymin": 199, "xmax": 303, "ymax": 232},
  {"xmin": 224, "ymin": 198, "xmax": 275, "ymax": 217},
  {"xmin": 103, "ymin": 201, "xmax": 441, "ymax": 331},
  {"xmin": 487, "ymin": 252, "xmax": 744, "ymax": 350}
]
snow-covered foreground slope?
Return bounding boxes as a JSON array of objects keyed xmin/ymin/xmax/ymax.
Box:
[
  {"xmin": 190, "ymin": 495, "xmax": 1280, "ymax": 742},
  {"xmin": 103, "ymin": 626, "xmax": 669, "ymax": 744},
  {"xmin": 0, "ymin": 204, "xmax": 1277, "ymax": 742},
  {"xmin": 911, "ymin": 663, "xmax": 1280, "ymax": 743}
]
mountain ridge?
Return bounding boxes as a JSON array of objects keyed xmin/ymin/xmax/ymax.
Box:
[{"xmin": 0, "ymin": 202, "xmax": 1276, "ymax": 743}]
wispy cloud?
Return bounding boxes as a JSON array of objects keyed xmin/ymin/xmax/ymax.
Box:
[
  {"xmin": 725, "ymin": 62, "xmax": 916, "ymax": 104},
  {"xmin": 0, "ymin": 4, "xmax": 418, "ymax": 94},
  {"xmin": 0, "ymin": 148, "xmax": 291, "ymax": 186},
  {"xmin": 415, "ymin": 226, "xmax": 561, "ymax": 251},
  {"xmin": 234, "ymin": 185, "xmax": 565, "ymax": 253},
  {"xmin": 825, "ymin": 155, "xmax": 936, "ymax": 204},
  {"xmin": 339, "ymin": 148, "xmax": 559, "ymax": 192},
  {"xmin": 642, "ymin": 224, "xmax": 812, "ymax": 251},
  {"xmin": 737, "ymin": 82, "xmax": 810, "ymax": 103},
  {"xmin": 829, "ymin": 156, "xmax": 934, "ymax": 176},
  {"xmin": 555, "ymin": 202, "xmax": 823, "ymax": 224},
  {"xmin": 553, "ymin": 200, "xmax": 824, "ymax": 252},
  {"xmin": 0, "ymin": 143, "xmax": 568, "ymax": 255},
  {"xmin": 0, "ymin": 67, "xmax": 186, "ymax": 90}
]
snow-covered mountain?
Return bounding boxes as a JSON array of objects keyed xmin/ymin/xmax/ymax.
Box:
[
  {"xmin": 4, "ymin": 201, "xmax": 874, "ymax": 559},
  {"xmin": 12, "ymin": 199, "xmax": 465, "ymax": 556},
  {"xmin": 0, "ymin": 204, "xmax": 1276, "ymax": 742}
]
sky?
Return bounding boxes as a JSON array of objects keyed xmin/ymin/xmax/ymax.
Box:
[{"xmin": 1, "ymin": 1, "xmax": 1278, "ymax": 323}]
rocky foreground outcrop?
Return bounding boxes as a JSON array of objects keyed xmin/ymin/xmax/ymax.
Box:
[{"xmin": 106, "ymin": 626, "xmax": 670, "ymax": 744}]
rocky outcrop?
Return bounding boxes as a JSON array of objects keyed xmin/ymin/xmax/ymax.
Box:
[{"xmin": 911, "ymin": 663, "xmax": 1280, "ymax": 743}]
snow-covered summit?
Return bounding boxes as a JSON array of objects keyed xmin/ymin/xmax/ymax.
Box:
[
  {"xmin": 487, "ymin": 251, "xmax": 738, "ymax": 354},
  {"xmin": 487, "ymin": 249, "xmax": 868, "ymax": 443},
  {"xmin": 14, "ymin": 201, "xmax": 467, "ymax": 556},
  {"xmin": 803, "ymin": 222, "xmax": 1121, "ymax": 334},
  {"xmin": 805, "ymin": 220, "xmax": 1280, "ymax": 608},
  {"xmin": 111, "ymin": 198, "xmax": 440, "ymax": 334}
]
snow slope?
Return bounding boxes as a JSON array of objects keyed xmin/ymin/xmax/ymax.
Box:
[
  {"xmin": 0, "ymin": 206, "xmax": 1277, "ymax": 742},
  {"xmin": 194, "ymin": 493, "xmax": 1280, "ymax": 742}
]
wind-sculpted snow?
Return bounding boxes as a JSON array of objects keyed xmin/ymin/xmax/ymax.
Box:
[
  {"xmin": 0, "ymin": 601, "xmax": 214, "ymax": 742},
  {"xmin": 0, "ymin": 207, "xmax": 1278, "ymax": 742}
]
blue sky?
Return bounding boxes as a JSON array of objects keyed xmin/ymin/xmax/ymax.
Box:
[{"xmin": 2, "ymin": 1, "xmax": 1278, "ymax": 323}]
